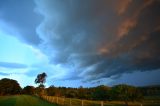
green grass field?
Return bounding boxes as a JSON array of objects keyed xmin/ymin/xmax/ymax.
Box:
[
  {"xmin": 1, "ymin": 95, "xmax": 160, "ymax": 106},
  {"xmin": 0, "ymin": 95, "xmax": 57, "ymax": 106}
]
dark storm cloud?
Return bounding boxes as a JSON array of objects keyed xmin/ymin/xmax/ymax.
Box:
[
  {"xmin": 36, "ymin": 0, "xmax": 119, "ymax": 63},
  {"xmin": 35, "ymin": 0, "xmax": 160, "ymax": 81},
  {"xmin": 0, "ymin": 0, "xmax": 42, "ymax": 45},
  {"xmin": 0, "ymin": 62, "xmax": 28, "ymax": 69}
]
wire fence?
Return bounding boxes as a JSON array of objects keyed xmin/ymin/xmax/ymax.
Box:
[
  {"xmin": 42, "ymin": 96, "xmax": 104, "ymax": 106},
  {"xmin": 41, "ymin": 96, "xmax": 143, "ymax": 106}
]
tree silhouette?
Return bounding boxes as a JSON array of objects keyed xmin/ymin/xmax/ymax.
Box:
[
  {"xmin": 111, "ymin": 84, "xmax": 143, "ymax": 106},
  {"xmin": 22, "ymin": 86, "xmax": 35, "ymax": 95},
  {"xmin": 0, "ymin": 78, "xmax": 21, "ymax": 95},
  {"xmin": 35, "ymin": 72, "xmax": 47, "ymax": 96},
  {"xmin": 35, "ymin": 72, "xmax": 47, "ymax": 87}
]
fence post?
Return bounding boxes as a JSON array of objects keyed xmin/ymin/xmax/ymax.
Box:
[
  {"xmin": 82, "ymin": 100, "xmax": 84, "ymax": 106},
  {"xmin": 47, "ymin": 96, "xmax": 48, "ymax": 101},
  {"xmin": 42, "ymin": 96, "xmax": 46, "ymax": 100},
  {"xmin": 49, "ymin": 96, "xmax": 51, "ymax": 102},
  {"xmin": 52, "ymin": 97, "xmax": 54, "ymax": 103},
  {"xmin": 70, "ymin": 99, "xmax": 71, "ymax": 106},
  {"xmin": 101, "ymin": 101, "xmax": 103, "ymax": 106},
  {"xmin": 56, "ymin": 97, "xmax": 58, "ymax": 104},
  {"xmin": 63, "ymin": 98, "xmax": 65, "ymax": 105},
  {"xmin": 53, "ymin": 97, "xmax": 55, "ymax": 103}
]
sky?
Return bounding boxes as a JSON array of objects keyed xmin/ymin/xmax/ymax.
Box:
[{"xmin": 0, "ymin": 0, "xmax": 160, "ymax": 88}]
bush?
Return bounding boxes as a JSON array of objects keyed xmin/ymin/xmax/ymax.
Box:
[{"xmin": 0, "ymin": 78, "xmax": 21, "ymax": 95}]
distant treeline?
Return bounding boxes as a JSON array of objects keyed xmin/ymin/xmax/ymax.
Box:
[
  {"xmin": 0, "ymin": 78, "xmax": 160, "ymax": 101},
  {"xmin": 44, "ymin": 85, "xmax": 160, "ymax": 101}
]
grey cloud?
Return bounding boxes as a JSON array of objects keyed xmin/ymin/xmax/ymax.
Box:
[
  {"xmin": 109, "ymin": 69, "xmax": 160, "ymax": 86},
  {"xmin": 0, "ymin": 0, "xmax": 42, "ymax": 45},
  {"xmin": 58, "ymin": 74, "xmax": 82, "ymax": 81},
  {"xmin": 36, "ymin": 0, "xmax": 119, "ymax": 62},
  {"xmin": 115, "ymin": 0, "xmax": 132, "ymax": 15},
  {"xmin": 0, "ymin": 62, "xmax": 28, "ymax": 69},
  {"xmin": 35, "ymin": 0, "xmax": 160, "ymax": 82}
]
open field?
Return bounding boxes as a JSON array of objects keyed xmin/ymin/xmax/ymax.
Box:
[
  {"xmin": 1, "ymin": 95, "xmax": 160, "ymax": 106},
  {"xmin": 0, "ymin": 95, "xmax": 57, "ymax": 106}
]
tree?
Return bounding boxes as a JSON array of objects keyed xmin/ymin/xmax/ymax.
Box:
[
  {"xmin": 46, "ymin": 86, "xmax": 56, "ymax": 96},
  {"xmin": 77, "ymin": 86, "xmax": 86, "ymax": 99},
  {"xmin": 92, "ymin": 85, "xmax": 110, "ymax": 100},
  {"xmin": 35, "ymin": 72, "xmax": 47, "ymax": 96},
  {"xmin": 0, "ymin": 78, "xmax": 21, "ymax": 95},
  {"xmin": 22, "ymin": 86, "xmax": 35, "ymax": 95},
  {"xmin": 111, "ymin": 84, "xmax": 143, "ymax": 106},
  {"xmin": 35, "ymin": 72, "xmax": 47, "ymax": 88}
]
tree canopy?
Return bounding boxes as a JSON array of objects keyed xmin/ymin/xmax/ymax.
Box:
[
  {"xmin": 35, "ymin": 72, "xmax": 47, "ymax": 87},
  {"xmin": 0, "ymin": 78, "xmax": 21, "ymax": 95},
  {"xmin": 110, "ymin": 84, "xmax": 143, "ymax": 106},
  {"xmin": 22, "ymin": 86, "xmax": 35, "ymax": 95}
]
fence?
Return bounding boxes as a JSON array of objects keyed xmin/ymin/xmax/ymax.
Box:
[
  {"xmin": 42, "ymin": 96, "xmax": 104, "ymax": 106},
  {"xmin": 42, "ymin": 96, "xmax": 144, "ymax": 106}
]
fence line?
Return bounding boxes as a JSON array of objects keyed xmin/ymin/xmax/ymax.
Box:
[
  {"xmin": 42, "ymin": 96, "xmax": 104, "ymax": 106},
  {"xmin": 42, "ymin": 96, "xmax": 143, "ymax": 106}
]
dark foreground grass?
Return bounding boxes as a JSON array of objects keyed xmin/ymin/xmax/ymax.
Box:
[{"xmin": 0, "ymin": 95, "xmax": 58, "ymax": 106}]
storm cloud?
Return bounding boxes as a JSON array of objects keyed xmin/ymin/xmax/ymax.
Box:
[
  {"xmin": 34, "ymin": 0, "xmax": 160, "ymax": 82},
  {"xmin": 0, "ymin": 0, "xmax": 42, "ymax": 45}
]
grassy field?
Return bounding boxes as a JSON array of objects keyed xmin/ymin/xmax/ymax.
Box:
[
  {"xmin": 0, "ymin": 95, "xmax": 58, "ymax": 106},
  {"xmin": 1, "ymin": 95, "xmax": 160, "ymax": 106}
]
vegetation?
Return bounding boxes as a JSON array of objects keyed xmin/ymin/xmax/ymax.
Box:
[
  {"xmin": 43, "ymin": 95, "xmax": 160, "ymax": 106},
  {"xmin": 0, "ymin": 72, "xmax": 160, "ymax": 106},
  {"xmin": 0, "ymin": 95, "xmax": 58, "ymax": 106},
  {"xmin": 139, "ymin": 85, "xmax": 160, "ymax": 96},
  {"xmin": 35, "ymin": 72, "xmax": 47, "ymax": 96},
  {"xmin": 0, "ymin": 78, "xmax": 21, "ymax": 95},
  {"xmin": 110, "ymin": 84, "xmax": 143, "ymax": 105},
  {"xmin": 21, "ymin": 86, "xmax": 35, "ymax": 95},
  {"xmin": 35, "ymin": 72, "xmax": 47, "ymax": 87},
  {"xmin": 45, "ymin": 85, "xmax": 143, "ymax": 101}
]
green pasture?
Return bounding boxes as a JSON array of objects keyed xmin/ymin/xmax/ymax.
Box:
[
  {"xmin": 0, "ymin": 95, "xmax": 57, "ymax": 106},
  {"xmin": 1, "ymin": 95, "xmax": 160, "ymax": 106}
]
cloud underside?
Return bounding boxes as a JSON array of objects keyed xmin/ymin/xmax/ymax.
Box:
[
  {"xmin": 2, "ymin": 0, "xmax": 160, "ymax": 83},
  {"xmin": 0, "ymin": 0, "xmax": 42, "ymax": 45},
  {"xmin": 34, "ymin": 0, "xmax": 160, "ymax": 81},
  {"xmin": 32, "ymin": 0, "xmax": 160, "ymax": 81}
]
